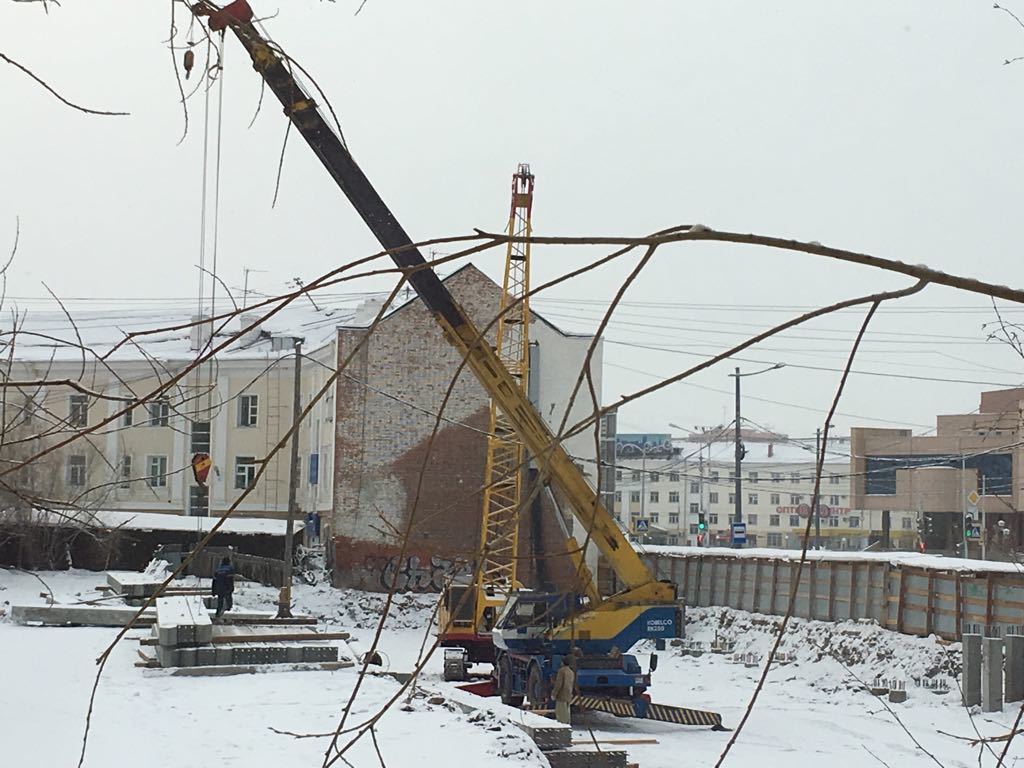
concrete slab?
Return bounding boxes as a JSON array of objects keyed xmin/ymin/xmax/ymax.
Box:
[
  {"xmin": 1006, "ymin": 635, "xmax": 1024, "ymax": 703},
  {"xmin": 11, "ymin": 604, "xmax": 156, "ymax": 627},
  {"xmin": 156, "ymin": 596, "xmax": 213, "ymax": 647},
  {"xmin": 963, "ymin": 634, "xmax": 982, "ymax": 707},
  {"xmin": 983, "ymin": 637, "xmax": 1004, "ymax": 713}
]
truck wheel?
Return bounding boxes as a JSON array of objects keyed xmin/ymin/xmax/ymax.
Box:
[
  {"xmin": 526, "ymin": 663, "xmax": 548, "ymax": 709},
  {"xmin": 498, "ymin": 655, "xmax": 524, "ymax": 707}
]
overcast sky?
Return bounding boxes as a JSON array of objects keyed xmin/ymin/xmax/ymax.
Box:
[{"xmin": 2, "ymin": 0, "xmax": 1023, "ymax": 440}]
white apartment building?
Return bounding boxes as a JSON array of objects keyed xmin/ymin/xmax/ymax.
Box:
[{"xmin": 614, "ymin": 433, "xmax": 881, "ymax": 550}]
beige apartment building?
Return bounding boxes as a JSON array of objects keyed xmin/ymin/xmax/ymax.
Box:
[
  {"xmin": 613, "ymin": 431, "xmax": 894, "ymax": 550},
  {"xmin": 3, "ymin": 310, "xmax": 336, "ymax": 523},
  {"xmin": 850, "ymin": 387, "xmax": 1024, "ymax": 553}
]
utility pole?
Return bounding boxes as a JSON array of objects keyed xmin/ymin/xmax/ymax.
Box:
[
  {"xmin": 277, "ymin": 338, "xmax": 303, "ymax": 618},
  {"xmin": 815, "ymin": 428, "xmax": 822, "ymax": 551},
  {"xmin": 734, "ymin": 367, "xmax": 743, "ymax": 547},
  {"xmin": 961, "ymin": 454, "xmax": 968, "ymax": 560},
  {"xmin": 981, "ymin": 475, "xmax": 987, "ymax": 561},
  {"xmin": 640, "ymin": 446, "xmax": 647, "ymax": 544}
]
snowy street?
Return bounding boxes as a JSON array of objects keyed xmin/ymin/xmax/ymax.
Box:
[{"xmin": 1, "ymin": 569, "xmax": 1020, "ymax": 768}]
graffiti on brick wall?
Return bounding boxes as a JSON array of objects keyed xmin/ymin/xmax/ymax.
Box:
[{"xmin": 365, "ymin": 553, "xmax": 465, "ymax": 592}]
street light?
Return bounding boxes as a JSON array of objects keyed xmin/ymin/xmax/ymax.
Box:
[
  {"xmin": 727, "ymin": 364, "xmax": 785, "ymax": 548},
  {"xmin": 618, "ymin": 439, "xmax": 659, "ymax": 542}
]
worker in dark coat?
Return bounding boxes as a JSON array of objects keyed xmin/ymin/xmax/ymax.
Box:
[{"xmin": 212, "ymin": 556, "xmax": 235, "ymax": 617}]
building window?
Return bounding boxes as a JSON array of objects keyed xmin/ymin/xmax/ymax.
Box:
[
  {"xmin": 829, "ymin": 516, "xmax": 840, "ymax": 528},
  {"xmin": 728, "ymin": 493, "xmax": 735, "ymax": 505},
  {"xmin": 689, "ymin": 481, "xmax": 699, "ymax": 494},
  {"xmin": 238, "ymin": 394, "xmax": 259, "ymax": 427},
  {"xmin": 769, "ymin": 514, "xmax": 780, "ymax": 527},
  {"xmin": 614, "ymin": 491, "xmax": 622, "ymax": 502},
  {"xmin": 791, "ymin": 472, "xmax": 800, "ymax": 483},
  {"xmin": 669, "ymin": 512, "xmax": 680, "ymax": 525},
  {"xmin": 615, "ymin": 470, "xmax": 623, "ymax": 481},
  {"xmin": 748, "ymin": 472, "xmax": 758, "ymax": 483},
  {"xmin": 67, "ymin": 455, "xmax": 86, "ymax": 486},
  {"xmin": 189, "ymin": 485, "xmax": 209, "ymax": 517},
  {"xmin": 829, "ymin": 495, "xmax": 840, "ymax": 506},
  {"xmin": 709, "ymin": 492, "xmax": 719, "ymax": 504},
  {"xmin": 689, "ymin": 523, "xmax": 699, "ymax": 534},
  {"xmin": 669, "ymin": 491, "xmax": 680, "ymax": 504},
  {"xmin": 849, "ymin": 516, "xmax": 861, "ymax": 528},
  {"xmin": 191, "ymin": 420, "xmax": 211, "ymax": 454},
  {"xmin": 649, "ymin": 491, "xmax": 659, "ymax": 503},
  {"xmin": 770, "ymin": 493, "xmax": 780, "ymax": 505},
  {"xmin": 649, "ymin": 512, "xmax": 659, "ymax": 524},
  {"xmin": 749, "ymin": 514, "xmax": 759, "ymax": 526},
  {"xmin": 709, "ymin": 514, "xmax": 719, "ymax": 525},
  {"xmin": 747, "ymin": 534, "xmax": 758, "ymax": 547},
  {"xmin": 710, "ymin": 471, "xmax": 720, "ymax": 483},
  {"xmin": 901, "ymin": 517, "xmax": 913, "ymax": 530},
  {"xmin": 668, "ymin": 535, "xmax": 679, "ymax": 545},
  {"xmin": 689, "ymin": 502, "xmax": 699, "ymax": 514},
  {"xmin": 669, "ymin": 472, "xmax": 680, "ymax": 483},
  {"xmin": 119, "ymin": 456, "xmax": 131, "ymax": 489},
  {"xmin": 789, "ymin": 515, "xmax": 800, "ymax": 526},
  {"xmin": 148, "ymin": 398, "xmax": 169, "ymax": 427},
  {"xmin": 146, "ymin": 455, "xmax": 167, "ymax": 487},
  {"xmin": 830, "ymin": 474, "xmax": 840, "ymax": 484},
  {"xmin": 123, "ymin": 407, "xmax": 134, "ymax": 427},
  {"xmin": 771, "ymin": 472, "xmax": 782, "ymax": 483},
  {"xmin": 630, "ymin": 491, "xmax": 641, "ymax": 503},
  {"xmin": 69, "ymin": 394, "xmax": 88, "ymax": 428},
  {"xmin": 728, "ymin": 471, "xmax": 737, "ymax": 482},
  {"xmin": 234, "ymin": 456, "xmax": 257, "ymax": 490},
  {"xmin": 650, "ymin": 472, "xmax": 660, "ymax": 483},
  {"xmin": 748, "ymin": 493, "xmax": 758, "ymax": 505},
  {"xmin": 790, "ymin": 494, "xmax": 802, "ymax": 505},
  {"xmin": 767, "ymin": 532, "xmax": 783, "ymax": 547},
  {"xmin": 632, "ymin": 471, "xmax": 642, "ymax": 482}
]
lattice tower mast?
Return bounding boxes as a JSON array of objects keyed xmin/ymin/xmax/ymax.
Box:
[{"xmin": 476, "ymin": 164, "xmax": 535, "ymax": 621}]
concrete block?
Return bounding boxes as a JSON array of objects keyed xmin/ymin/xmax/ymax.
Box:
[
  {"xmin": 215, "ymin": 646, "xmax": 234, "ymax": 666},
  {"xmin": 888, "ymin": 689, "xmax": 907, "ymax": 704},
  {"xmin": 178, "ymin": 647, "xmax": 197, "ymax": 668},
  {"xmin": 11, "ymin": 604, "xmax": 156, "ymax": 627},
  {"xmin": 157, "ymin": 625, "xmax": 178, "ymax": 647},
  {"xmin": 1006, "ymin": 635, "xmax": 1024, "ymax": 704},
  {"xmin": 983, "ymin": 637, "xmax": 1004, "ymax": 713},
  {"xmin": 155, "ymin": 646, "xmax": 180, "ymax": 668},
  {"xmin": 156, "ymin": 596, "xmax": 213, "ymax": 647},
  {"xmin": 196, "ymin": 646, "xmax": 218, "ymax": 666},
  {"xmin": 963, "ymin": 633, "xmax": 982, "ymax": 707},
  {"xmin": 287, "ymin": 645, "xmax": 305, "ymax": 663}
]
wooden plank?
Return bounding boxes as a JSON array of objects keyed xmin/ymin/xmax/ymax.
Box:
[
  {"xmin": 752, "ymin": 559, "xmax": 762, "ymax": 613},
  {"xmin": 828, "ymin": 563, "xmax": 836, "ymax": 622},
  {"xmin": 850, "ymin": 563, "xmax": 858, "ymax": 620},
  {"xmin": 955, "ymin": 572, "xmax": 963, "ymax": 639},
  {"xmin": 926, "ymin": 570, "xmax": 934, "ymax": 636},
  {"xmin": 896, "ymin": 568, "xmax": 907, "ymax": 634},
  {"xmin": 985, "ymin": 576, "xmax": 995, "ymax": 631},
  {"xmin": 809, "ymin": 560, "xmax": 816, "ymax": 619},
  {"xmin": 770, "ymin": 559, "xmax": 779, "ymax": 615},
  {"xmin": 724, "ymin": 559, "xmax": 732, "ymax": 607}
]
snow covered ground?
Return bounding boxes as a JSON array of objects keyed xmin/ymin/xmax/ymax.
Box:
[{"xmin": 1, "ymin": 569, "xmax": 1022, "ymax": 767}]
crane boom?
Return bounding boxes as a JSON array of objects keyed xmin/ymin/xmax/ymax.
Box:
[{"xmin": 202, "ymin": 3, "xmax": 671, "ymax": 605}]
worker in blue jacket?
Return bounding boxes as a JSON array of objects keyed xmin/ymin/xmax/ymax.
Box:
[{"xmin": 212, "ymin": 556, "xmax": 235, "ymax": 617}]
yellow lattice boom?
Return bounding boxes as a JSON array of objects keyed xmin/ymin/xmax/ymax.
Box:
[{"xmin": 475, "ymin": 164, "xmax": 535, "ymax": 627}]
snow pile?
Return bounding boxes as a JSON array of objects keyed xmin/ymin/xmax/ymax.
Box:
[{"xmin": 681, "ymin": 606, "xmax": 959, "ymax": 684}]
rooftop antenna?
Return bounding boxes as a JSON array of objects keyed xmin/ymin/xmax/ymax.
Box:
[{"xmin": 242, "ymin": 267, "xmax": 267, "ymax": 309}]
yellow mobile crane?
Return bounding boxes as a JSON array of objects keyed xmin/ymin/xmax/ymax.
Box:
[
  {"xmin": 438, "ymin": 166, "xmax": 535, "ymax": 678},
  {"xmin": 199, "ymin": 0, "xmax": 721, "ymax": 727}
]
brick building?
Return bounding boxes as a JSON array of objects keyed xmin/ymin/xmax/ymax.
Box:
[
  {"xmin": 850, "ymin": 387, "xmax": 1024, "ymax": 554},
  {"xmin": 330, "ymin": 265, "xmax": 602, "ymax": 592}
]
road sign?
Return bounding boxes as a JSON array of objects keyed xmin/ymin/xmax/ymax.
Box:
[
  {"xmin": 731, "ymin": 521, "xmax": 747, "ymax": 545},
  {"xmin": 635, "ymin": 519, "xmax": 650, "ymax": 533},
  {"xmin": 967, "ymin": 490, "xmax": 980, "ymax": 507},
  {"xmin": 797, "ymin": 504, "xmax": 812, "ymax": 519},
  {"xmin": 818, "ymin": 504, "xmax": 831, "ymax": 518}
]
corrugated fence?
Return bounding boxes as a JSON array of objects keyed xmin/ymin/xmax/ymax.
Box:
[{"xmin": 613, "ymin": 551, "xmax": 1024, "ymax": 640}]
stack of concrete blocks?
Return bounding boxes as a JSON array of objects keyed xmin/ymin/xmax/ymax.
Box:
[
  {"xmin": 108, "ymin": 572, "xmax": 169, "ymax": 606},
  {"xmin": 154, "ymin": 596, "xmax": 214, "ymax": 668},
  {"xmin": 153, "ymin": 596, "xmax": 339, "ymax": 669}
]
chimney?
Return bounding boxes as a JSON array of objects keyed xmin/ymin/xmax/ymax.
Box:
[
  {"xmin": 354, "ymin": 297, "xmax": 385, "ymax": 326},
  {"xmin": 768, "ymin": 442, "xmax": 774, "ymax": 458},
  {"xmin": 189, "ymin": 315, "xmax": 212, "ymax": 352},
  {"xmin": 237, "ymin": 313, "xmax": 263, "ymax": 347}
]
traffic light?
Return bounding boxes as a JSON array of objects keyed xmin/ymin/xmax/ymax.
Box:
[
  {"xmin": 964, "ymin": 514, "xmax": 975, "ymax": 539},
  {"xmin": 698, "ymin": 513, "xmax": 707, "ymax": 532}
]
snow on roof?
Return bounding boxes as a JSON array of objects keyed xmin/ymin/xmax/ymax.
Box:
[
  {"xmin": 15, "ymin": 508, "xmax": 301, "ymax": 536},
  {"xmin": 641, "ymin": 544, "xmax": 1024, "ymax": 574},
  {"xmin": 618, "ymin": 439, "xmax": 850, "ymax": 466}
]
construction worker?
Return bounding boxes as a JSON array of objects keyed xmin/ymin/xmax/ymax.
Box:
[
  {"xmin": 551, "ymin": 655, "xmax": 575, "ymax": 725},
  {"xmin": 212, "ymin": 556, "xmax": 235, "ymax": 617}
]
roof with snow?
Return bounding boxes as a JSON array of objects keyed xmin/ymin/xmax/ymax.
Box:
[{"xmin": 6, "ymin": 508, "xmax": 300, "ymax": 536}]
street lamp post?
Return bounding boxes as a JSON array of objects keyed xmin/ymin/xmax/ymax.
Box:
[{"xmin": 727, "ymin": 364, "xmax": 784, "ymax": 549}]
